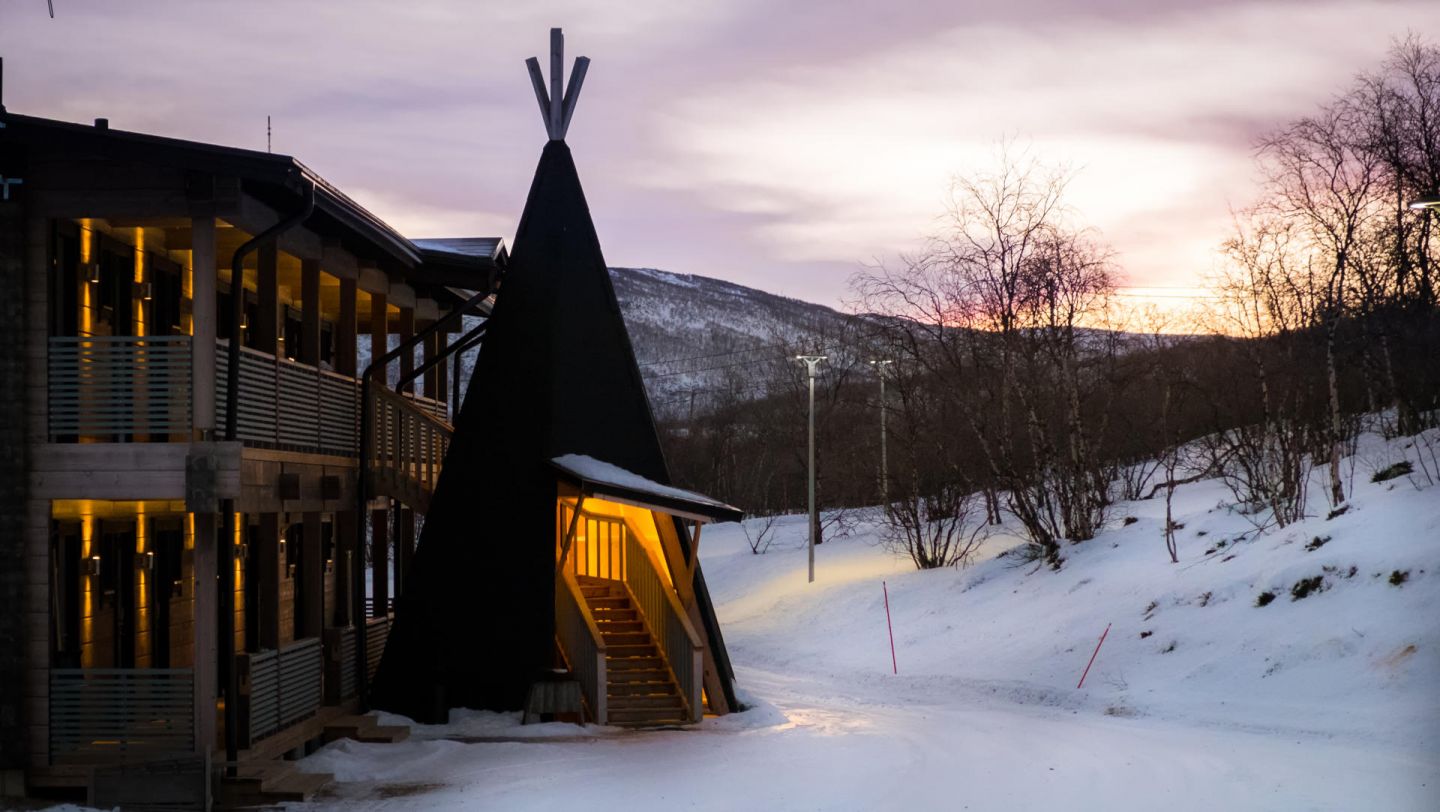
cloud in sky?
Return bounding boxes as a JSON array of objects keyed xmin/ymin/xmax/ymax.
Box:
[{"xmin": 2, "ymin": 0, "xmax": 1436, "ymax": 306}]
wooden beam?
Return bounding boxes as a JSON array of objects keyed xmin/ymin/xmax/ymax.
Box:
[
  {"xmin": 525, "ymin": 58, "xmax": 552, "ymax": 139},
  {"xmin": 387, "ymin": 282, "xmax": 415, "ymax": 309},
  {"xmin": 337, "ymin": 277, "xmax": 357, "ymax": 378},
  {"xmin": 550, "ymin": 28, "xmax": 564, "ymax": 140},
  {"xmin": 191, "ymin": 217, "xmax": 217, "ymax": 436},
  {"xmin": 320, "ymin": 241, "xmax": 358, "ymax": 281},
  {"xmin": 357, "ymin": 266, "xmax": 388, "ymax": 296},
  {"xmin": 232, "ymin": 194, "xmax": 323, "ymax": 262},
  {"xmin": 559, "ymin": 56, "xmax": 590, "ymax": 138},
  {"xmin": 414, "ymin": 297, "xmax": 439, "ymax": 322}
]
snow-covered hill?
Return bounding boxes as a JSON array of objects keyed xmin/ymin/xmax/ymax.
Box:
[
  {"xmin": 298, "ymin": 426, "xmax": 1440, "ymax": 810},
  {"xmin": 610, "ymin": 267, "xmax": 851, "ymax": 415}
]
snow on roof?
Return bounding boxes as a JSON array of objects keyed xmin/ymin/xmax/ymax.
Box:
[
  {"xmin": 550, "ymin": 454, "xmax": 742, "ymax": 522},
  {"xmin": 412, "ymin": 237, "xmax": 506, "ymax": 263}
]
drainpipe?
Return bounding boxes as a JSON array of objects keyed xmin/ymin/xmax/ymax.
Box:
[{"xmin": 219, "ymin": 178, "xmax": 314, "ymax": 776}]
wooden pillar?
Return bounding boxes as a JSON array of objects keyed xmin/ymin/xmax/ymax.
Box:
[
  {"xmin": 255, "ymin": 243, "xmax": 279, "ymax": 355},
  {"xmin": 191, "ymin": 217, "xmax": 217, "ymax": 437},
  {"xmin": 367, "ymin": 291, "xmax": 389, "ymax": 617},
  {"xmin": 435, "ymin": 331, "xmax": 449, "ymax": 414},
  {"xmin": 369, "ymin": 292, "xmax": 387, "ymax": 381},
  {"xmin": 191, "ymin": 513, "xmax": 218, "ymax": 757},
  {"xmin": 397, "ymin": 307, "xmax": 415, "ymax": 394},
  {"xmin": 337, "ymin": 278, "xmax": 357, "ymax": 378},
  {"xmin": 299, "ymin": 259, "xmax": 321, "ymax": 366},
  {"xmin": 254, "ymin": 514, "xmax": 281, "ymax": 651},
  {"xmin": 421, "ymin": 321, "xmax": 439, "ymax": 400},
  {"xmin": 334, "ymin": 510, "xmax": 357, "ymax": 627},
  {"xmin": 301, "ymin": 511, "xmax": 323, "ymax": 639},
  {"xmin": 370, "ymin": 508, "xmax": 389, "ymax": 617}
]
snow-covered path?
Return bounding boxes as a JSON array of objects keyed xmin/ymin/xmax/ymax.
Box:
[{"xmin": 301, "ymin": 432, "xmax": 1440, "ymax": 810}]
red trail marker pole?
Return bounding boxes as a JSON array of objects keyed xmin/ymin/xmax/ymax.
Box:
[
  {"xmin": 1077, "ymin": 622, "xmax": 1112, "ymax": 689},
  {"xmin": 883, "ymin": 581, "xmax": 897, "ymax": 675}
]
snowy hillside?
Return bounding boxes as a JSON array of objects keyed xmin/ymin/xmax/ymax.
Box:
[
  {"xmin": 296, "ymin": 427, "xmax": 1439, "ymax": 810},
  {"xmin": 611, "ymin": 267, "xmax": 850, "ymax": 415}
]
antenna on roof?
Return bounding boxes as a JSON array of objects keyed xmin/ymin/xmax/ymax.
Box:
[
  {"xmin": 524, "ymin": 28, "xmax": 589, "ymax": 141},
  {"xmin": 48, "ymin": 1, "xmax": 55, "ymax": 18},
  {"xmin": 267, "ymin": 115, "xmax": 272, "ymax": 153}
]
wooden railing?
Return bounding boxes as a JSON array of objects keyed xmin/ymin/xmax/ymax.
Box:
[
  {"xmin": 49, "ymin": 668, "xmax": 195, "ymax": 764},
  {"xmin": 237, "ymin": 637, "xmax": 323, "ymax": 746},
  {"xmin": 47, "ymin": 336, "xmax": 193, "ymax": 440},
  {"xmin": 216, "ymin": 340, "xmax": 362, "ymax": 454},
  {"xmin": 365, "ymin": 385, "xmax": 453, "ymax": 511},
  {"xmin": 364, "ymin": 616, "xmax": 390, "ymax": 683},
  {"xmin": 324, "ymin": 626, "xmax": 359, "ymax": 705},
  {"xmin": 555, "ymin": 569, "xmax": 607, "ymax": 724},
  {"xmin": 624, "ymin": 534, "xmax": 704, "ymax": 723}
]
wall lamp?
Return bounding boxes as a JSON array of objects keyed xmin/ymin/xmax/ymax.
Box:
[
  {"xmin": 84, "ymin": 555, "xmax": 101, "ymax": 576},
  {"xmin": 81, "ymin": 263, "xmax": 101, "ymax": 284},
  {"xmin": 138, "ymin": 551, "xmax": 155, "ymax": 571},
  {"xmin": 134, "ymin": 281, "xmax": 153, "ymax": 301}
]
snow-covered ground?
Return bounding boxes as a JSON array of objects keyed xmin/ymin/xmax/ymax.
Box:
[{"xmin": 298, "ymin": 430, "xmax": 1440, "ymax": 810}]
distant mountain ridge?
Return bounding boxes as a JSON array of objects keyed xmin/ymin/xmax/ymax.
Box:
[{"xmin": 608, "ymin": 267, "xmax": 852, "ymax": 416}]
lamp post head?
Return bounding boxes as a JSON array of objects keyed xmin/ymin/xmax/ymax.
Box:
[{"xmin": 1408, "ymin": 193, "xmax": 1440, "ymax": 211}]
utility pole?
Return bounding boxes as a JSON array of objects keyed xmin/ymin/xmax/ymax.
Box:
[
  {"xmin": 869, "ymin": 359, "xmax": 892, "ymax": 504},
  {"xmin": 796, "ymin": 355, "xmax": 826, "ymax": 583}
]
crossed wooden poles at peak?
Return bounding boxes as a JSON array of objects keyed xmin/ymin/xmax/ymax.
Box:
[{"xmin": 527, "ymin": 28, "xmax": 590, "ymax": 142}]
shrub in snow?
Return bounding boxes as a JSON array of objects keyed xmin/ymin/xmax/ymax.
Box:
[
  {"xmin": 879, "ymin": 480, "xmax": 989, "ymax": 570},
  {"xmin": 1370, "ymin": 461, "xmax": 1412, "ymax": 483}
]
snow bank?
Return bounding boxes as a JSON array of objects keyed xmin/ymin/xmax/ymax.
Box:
[{"xmin": 294, "ymin": 429, "xmax": 1439, "ymax": 810}]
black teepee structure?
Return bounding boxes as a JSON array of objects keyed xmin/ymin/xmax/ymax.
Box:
[{"xmin": 371, "ymin": 30, "xmax": 737, "ymax": 724}]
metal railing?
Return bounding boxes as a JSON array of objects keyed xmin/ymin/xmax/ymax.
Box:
[
  {"xmin": 555, "ymin": 569, "xmax": 607, "ymax": 724},
  {"xmin": 47, "ymin": 336, "xmax": 193, "ymax": 439},
  {"xmin": 238, "ymin": 637, "xmax": 323, "ymax": 746},
  {"xmin": 624, "ymin": 534, "xmax": 704, "ymax": 723},
  {"xmin": 365, "ymin": 385, "xmax": 453, "ymax": 510},
  {"xmin": 50, "ymin": 668, "xmax": 196, "ymax": 764}
]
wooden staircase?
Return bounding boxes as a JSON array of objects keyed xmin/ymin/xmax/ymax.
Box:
[
  {"xmin": 216, "ymin": 760, "xmax": 333, "ymax": 808},
  {"xmin": 578, "ymin": 576, "xmax": 690, "ymax": 727}
]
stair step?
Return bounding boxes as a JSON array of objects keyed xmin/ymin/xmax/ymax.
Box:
[
  {"xmin": 587, "ymin": 597, "xmax": 632, "ymax": 610},
  {"xmin": 607, "ymin": 656, "xmax": 664, "ymax": 671},
  {"xmin": 601, "ymin": 632, "xmax": 651, "ymax": 646},
  {"xmin": 608, "ymin": 695, "xmax": 683, "ymax": 710},
  {"xmin": 606, "ymin": 680, "xmax": 676, "ymax": 696},
  {"xmin": 594, "ymin": 620, "xmax": 644, "ymax": 634},
  {"xmin": 593, "ymin": 609, "xmax": 638, "ymax": 622},
  {"xmin": 607, "ymin": 708, "xmax": 689, "ymax": 726},
  {"xmin": 353, "ymin": 725, "xmax": 410, "ymax": 744},
  {"xmin": 607, "ymin": 667, "xmax": 670, "ymax": 682},
  {"xmin": 607, "ymin": 644, "xmax": 658, "ymax": 659},
  {"xmin": 261, "ymin": 770, "xmax": 333, "ymax": 802},
  {"xmin": 322, "ymin": 714, "xmax": 380, "ymax": 743}
]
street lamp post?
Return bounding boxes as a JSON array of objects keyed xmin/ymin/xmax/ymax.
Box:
[
  {"xmin": 868, "ymin": 360, "xmax": 892, "ymax": 505},
  {"xmin": 1407, "ymin": 193, "xmax": 1440, "ymax": 210},
  {"xmin": 796, "ymin": 355, "xmax": 826, "ymax": 584}
]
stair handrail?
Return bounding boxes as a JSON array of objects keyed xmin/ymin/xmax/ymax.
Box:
[
  {"xmin": 622, "ymin": 531, "xmax": 704, "ymax": 721},
  {"xmin": 555, "ymin": 568, "xmax": 608, "ymax": 724}
]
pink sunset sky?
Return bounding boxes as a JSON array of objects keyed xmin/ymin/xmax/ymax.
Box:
[{"xmin": 2, "ymin": 0, "xmax": 1437, "ymax": 308}]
